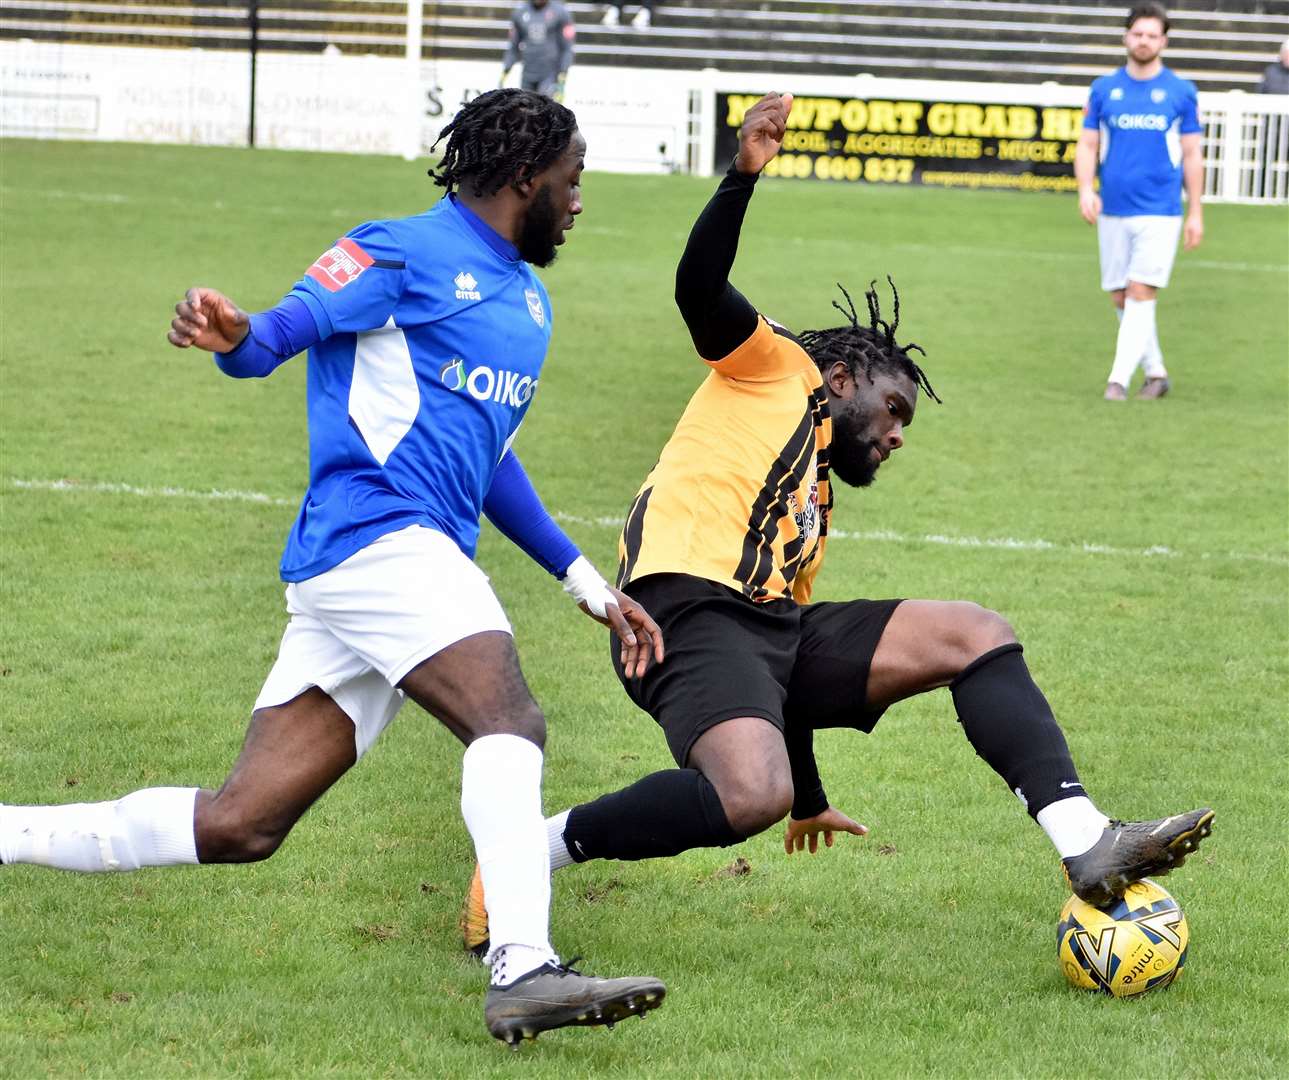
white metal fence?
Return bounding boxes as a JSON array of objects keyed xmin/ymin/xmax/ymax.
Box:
[{"xmin": 1202, "ymin": 93, "xmax": 1289, "ymax": 203}]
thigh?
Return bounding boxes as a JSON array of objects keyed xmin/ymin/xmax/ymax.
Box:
[
  {"xmin": 788, "ymin": 597, "xmax": 903, "ymax": 732},
  {"xmin": 863, "ymin": 599, "xmax": 1014, "ymax": 711},
  {"xmin": 398, "ymin": 630, "xmax": 541, "ymax": 746},
  {"xmin": 1097, "ymin": 215, "xmax": 1131, "ymax": 292},
  {"xmin": 611, "ymin": 574, "xmax": 799, "ymax": 766}
]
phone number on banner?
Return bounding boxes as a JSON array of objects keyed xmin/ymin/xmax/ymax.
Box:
[{"xmin": 763, "ymin": 154, "xmax": 915, "ymax": 183}]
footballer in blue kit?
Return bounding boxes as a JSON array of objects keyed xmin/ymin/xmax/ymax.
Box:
[
  {"xmin": 0, "ymin": 89, "xmax": 668, "ymax": 1046},
  {"xmin": 1074, "ymin": 2, "xmax": 1204, "ymax": 401}
]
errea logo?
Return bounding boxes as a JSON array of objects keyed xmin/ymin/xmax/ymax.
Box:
[{"xmin": 454, "ymin": 271, "xmax": 481, "ymax": 301}]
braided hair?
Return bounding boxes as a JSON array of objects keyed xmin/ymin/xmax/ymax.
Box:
[
  {"xmin": 429, "ymin": 89, "xmax": 578, "ymax": 197},
  {"xmin": 797, "ymin": 279, "xmax": 940, "ymax": 404}
]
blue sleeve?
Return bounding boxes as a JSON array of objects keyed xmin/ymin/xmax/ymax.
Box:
[
  {"xmin": 483, "ymin": 451, "xmax": 581, "ymax": 578},
  {"xmin": 290, "ymin": 220, "xmax": 407, "ymax": 338},
  {"xmin": 1179, "ymin": 82, "xmax": 1202, "ymax": 135},
  {"xmin": 1083, "ymin": 82, "xmax": 1103, "ymax": 130},
  {"xmin": 214, "ymin": 294, "xmax": 321, "ymax": 379}
]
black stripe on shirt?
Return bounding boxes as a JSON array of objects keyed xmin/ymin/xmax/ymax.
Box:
[{"xmin": 617, "ymin": 485, "xmax": 654, "ymax": 588}]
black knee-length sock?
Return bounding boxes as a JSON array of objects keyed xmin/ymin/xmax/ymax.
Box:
[
  {"xmin": 950, "ymin": 643, "xmax": 1085, "ymax": 818},
  {"xmin": 562, "ymin": 768, "xmax": 740, "ymax": 862}
]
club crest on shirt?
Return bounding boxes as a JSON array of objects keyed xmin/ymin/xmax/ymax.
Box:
[
  {"xmin": 1151, "ymin": 88, "xmax": 1167, "ymax": 103},
  {"xmin": 454, "ymin": 271, "xmax": 482, "ymax": 301},
  {"xmin": 787, "ymin": 482, "xmax": 820, "ymax": 541},
  {"xmin": 306, "ymin": 237, "xmax": 374, "ymax": 292},
  {"xmin": 525, "ymin": 289, "xmax": 545, "ymax": 328}
]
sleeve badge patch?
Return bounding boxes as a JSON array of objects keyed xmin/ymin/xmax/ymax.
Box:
[{"xmin": 306, "ymin": 237, "xmax": 375, "ymax": 292}]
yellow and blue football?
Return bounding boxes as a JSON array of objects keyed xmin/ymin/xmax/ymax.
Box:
[{"xmin": 1057, "ymin": 879, "xmax": 1189, "ymax": 998}]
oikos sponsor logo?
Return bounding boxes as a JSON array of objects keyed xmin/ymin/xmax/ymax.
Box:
[{"xmin": 439, "ymin": 358, "xmax": 537, "ymax": 407}]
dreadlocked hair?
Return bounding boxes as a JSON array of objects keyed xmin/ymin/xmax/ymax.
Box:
[
  {"xmin": 429, "ymin": 89, "xmax": 578, "ymax": 197},
  {"xmin": 797, "ymin": 278, "xmax": 940, "ymax": 404}
]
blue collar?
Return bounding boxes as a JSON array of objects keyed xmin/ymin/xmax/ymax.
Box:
[{"xmin": 449, "ymin": 194, "xmax": 520, "ymax": 261}]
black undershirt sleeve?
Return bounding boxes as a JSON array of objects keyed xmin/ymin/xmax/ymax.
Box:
[
  {"xmin": 673, "ymin": 161, "xmax": 763, "ymax": 361},
  {"xmin": 784, "ymin": 718, "xmax": 829, "ymax": 820}
]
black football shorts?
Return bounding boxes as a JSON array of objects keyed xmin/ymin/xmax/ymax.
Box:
[{"xmin": 610, "ymin": 572, "xmax": 903, "ymax": 766}]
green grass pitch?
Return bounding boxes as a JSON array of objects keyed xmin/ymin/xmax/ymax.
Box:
[{"xmin": 1, "ymin": 137, "xmax": 1286, "ymax": 1078}]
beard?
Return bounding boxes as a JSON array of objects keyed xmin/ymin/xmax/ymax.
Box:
[
  {"xmin": 517, "ymin": 183, "xmax": 560, "ymax": 267},
  {"xmin": 829, "ymin": 400, "xmax": 881, "ymax": 488}
]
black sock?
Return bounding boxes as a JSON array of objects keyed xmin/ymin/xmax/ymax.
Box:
[
  {"xmin": 563, "ymin": 768, "xmax": 740, "ymax": 862},
  {"xmin": 950, "ymin": 643, "xmax": 1084, "ymax": 818}
]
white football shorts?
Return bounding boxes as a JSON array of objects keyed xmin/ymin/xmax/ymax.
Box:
[
  {"xmin": 254, "ymin": 524, "xmax": 512, "ymax": 757},
  {"xmin": 1097, "ymin": 214, "xmax": 1183, "ymax": 292}
]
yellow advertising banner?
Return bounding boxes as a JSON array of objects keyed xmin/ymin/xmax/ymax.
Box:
[{"xmin": 717, "ymin": 92, "xmax": 1085, "ymax": 193}]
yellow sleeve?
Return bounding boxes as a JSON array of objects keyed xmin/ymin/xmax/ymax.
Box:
[{"xmin": 704, "ymin": 317, "xmax": 809, "ymax": 382}]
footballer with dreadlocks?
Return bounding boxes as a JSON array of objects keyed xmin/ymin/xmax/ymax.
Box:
[
  {"xmin": 461, "ymin": 92, "xmax": 1214, "ymax": 960},
  {"xmin": 0, "ymin": 89, "xmax": 669, "ymax": 1047}
]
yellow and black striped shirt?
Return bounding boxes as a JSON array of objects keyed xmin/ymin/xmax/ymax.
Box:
[{"xmin": 617, "ymin": 316, "xmax": 832, "ymax": 604}]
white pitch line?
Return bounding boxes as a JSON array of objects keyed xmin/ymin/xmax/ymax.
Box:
[
  {"xmin": 8, "ymin": 477, "xmax": 296, "ymax": 507},
  {"xmin": 8, "ymin": 477, "xmax": 1286, "ymax": 567}
]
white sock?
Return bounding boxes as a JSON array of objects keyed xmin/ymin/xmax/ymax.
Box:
[
  {"xmin": 1114, "ymin": 305, "xmax": 1124, "ymax": 323},
  {"xmin": 460, "ymin": 734, "xmax": 555, "ymax": 981},
  {"xmin": 547, "ymin": 809, "xmax": 575, "ymax": 870},
  {"xmin": 1037, "ymin": 796, "xmax": 1110, "ymax": 859},
  {"xmin": 490, "ymin": 943, "xmax": 557, "ymax": 988},
  {"xmin": 1143, "ymin": 319, "xmax": 1168, "ymax": 379},
  {"xmin": 1108, "ymin": 298, "xmax": 1155, "ymax": 388},
  {"xmin": 0, "ymin": 788, "xmax": 199, "ymax": 870}
]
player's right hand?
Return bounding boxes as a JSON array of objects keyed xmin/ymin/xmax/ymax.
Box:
[
  {"xmin": 1078, "ymin": 188, "xmax": 1102, "ymax": 225},
  {"xmin": 168, "ymin": 287, "xmax": 250, "ymax": 353},
  {"xmin": 784, "ymin": 805, "xmax": 868, "ymax": 855},
  {"xmin": 735, "ymin": 91, "xmax": 794, "ymax": 176}
]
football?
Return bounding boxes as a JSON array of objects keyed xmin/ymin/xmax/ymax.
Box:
[{"xmin": 1057, "ymin": 879, "xmax": 1189, "ymax": 998}]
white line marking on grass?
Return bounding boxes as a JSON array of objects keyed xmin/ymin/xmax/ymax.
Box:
[
  {"xmin": 8, "ymin": 477, "xmax": 1287, "ymax": 567},
  {"xmin": 9, "ymin": 477, "xmax": 296, "ymax": 507}
]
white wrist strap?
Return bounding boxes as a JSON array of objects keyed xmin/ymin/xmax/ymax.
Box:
[{"xmin": 561, "ymin": 555, "xmax": 615, "ymax": 618}]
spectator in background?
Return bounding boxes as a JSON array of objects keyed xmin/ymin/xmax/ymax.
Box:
[
  {"xmin": 501, "ymin": 0, "xmax": 575, "ymax": 101},
  {"xmin": 1256, "ymin": 39, "xmax": 1289, "ymax": 94},
  {"xmin": 1074, "ymin": 2, "xmax": 1203, "ymax": 402},
  {"xmin": 602, "ymin": 1, "xmax": 653, "ymax": 28}
]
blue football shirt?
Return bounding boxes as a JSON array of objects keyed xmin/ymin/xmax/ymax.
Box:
[
  {"xmin": 1083, "ymin": 65, "xmax": 1202, "ymax": 217},
  {"xmin": 278, "ymin": 196, "xmax": 553, "ymax": 582}
]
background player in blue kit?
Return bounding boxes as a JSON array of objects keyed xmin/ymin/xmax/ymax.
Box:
[
  {"xmin": 1074, "ymin": 2, "xmax": 1204, "ymax": 401},
  {"xmin": 0, "ymin": 89, "xmax": 666, "ymax": 1046}
]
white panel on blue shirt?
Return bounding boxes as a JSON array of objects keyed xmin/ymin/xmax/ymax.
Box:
[{"xmin": 349, "ymin": 316, "xmax": 419, "ymax": 466}]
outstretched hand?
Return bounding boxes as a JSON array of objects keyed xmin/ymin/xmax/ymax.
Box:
[
  {"xmin": 168, "ymin": 287, "xmax": 249, "ymax": 353},
  {"xmin": 784, "ymin": 805, "xmax": 868, "ymax": 855},
  {"xmin": 580, "ymin": 585, "xmax": 665, "ymax": 679},
  {"xmin": 735, "ymin": 91, "xmax": 794, "ymax": 176}
]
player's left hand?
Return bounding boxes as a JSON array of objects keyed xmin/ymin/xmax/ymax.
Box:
[
  {"xmin": 784, "ymin": 805, "xmax": 868, "ymax": 854},
  {"xmin": 1183, "ymin": 211, "xmax": 1204, "ymax": 251},
  {"xmin": 580, "ymin": 586, "xmax": 665, "ymax": 679},
  {"xmin": 735, "ymin": 91, "xmax": 794, "ymax": 176}
]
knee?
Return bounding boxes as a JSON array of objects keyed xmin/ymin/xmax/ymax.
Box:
[
  {"xmin": 195, "ymin": 797, "xmax": 289, "ymax": 864},
  {"xmin": 715, "ymin": 772, "xmax": 794, "ymax": 839},
  {"xmin": 484, "ymin": 699, "xmax": 546, "ymax": 748},
  {"xmin": 949, "ymin": 603, "xmax": 1016, "ymax": 665}
]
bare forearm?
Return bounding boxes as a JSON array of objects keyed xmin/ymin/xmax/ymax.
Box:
[
  {"xmin": 1074, "ymin": 137, "xmax": 1099, "ymax": 191},
  {"xmin": 1183, "ymin": 152, "xmax": 1204, "ymax": 212}
]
